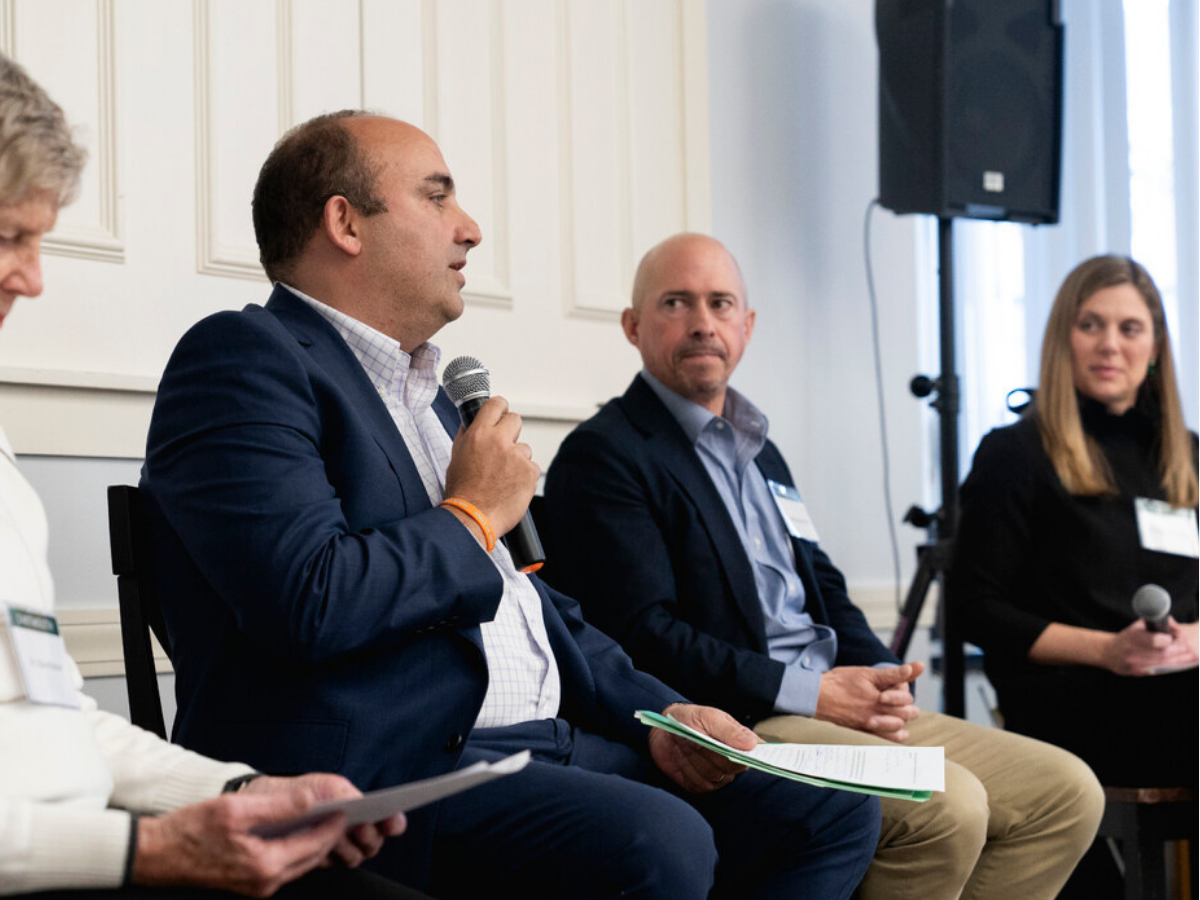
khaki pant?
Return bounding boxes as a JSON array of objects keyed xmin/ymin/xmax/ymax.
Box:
[{"xmin": 754, "ymin": 711, "xmax": 1104, "ymax": 900}]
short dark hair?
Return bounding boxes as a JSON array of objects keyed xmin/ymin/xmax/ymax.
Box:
[{"xmin": 251, "ymin": 110, "xmax": 387, "ymax": 283}]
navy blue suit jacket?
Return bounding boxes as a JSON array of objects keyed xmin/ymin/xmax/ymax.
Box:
[
  {"xmin": 140, "ymin": 287, "xmax": 682, "ymax": 883},
  {"xmin": 542, "ymin": 375, "xmax": 897, "ymax": 725}
]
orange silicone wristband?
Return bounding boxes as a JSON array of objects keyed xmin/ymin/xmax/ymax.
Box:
[{"xmin": 440, "ymin": 497, "xmax": 496, "ymax": 552}]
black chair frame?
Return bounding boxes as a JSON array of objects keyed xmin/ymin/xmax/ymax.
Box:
[{"xmin": 106, "ymin": 484, "xmax": 170, "ymax": 739}]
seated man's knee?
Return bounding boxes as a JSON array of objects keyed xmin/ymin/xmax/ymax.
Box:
[
  {"xmin": 937, "ymin": 764, "xmax": 990, "ymax": 852},
  {"xmin": 1038, "ymin": 744, "xmax": 1105, "ymax": 836},
  {"xmin": 889, "ymin": 763, "xmax": 987, "ymax": 859},
  {"xmin": 835, "ymin": 788, "xmax": 885, "ymax": 848},
  {"xmin": 790, "ymin": 783, "xmax": 881, "ymax": 871},
  {"xmin": 608, "ymin": 792, "xmax": 717, "ymax": 900}
]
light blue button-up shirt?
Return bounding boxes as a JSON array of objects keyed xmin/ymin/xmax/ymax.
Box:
[{"xmin": 640, "ymin": 371, "xmax": 836, "ymax": 716}]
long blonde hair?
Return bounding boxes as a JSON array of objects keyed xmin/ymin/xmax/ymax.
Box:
[{"xmin": 1037, "ymin": 255, "xmax": 1197, "ymax": 507}]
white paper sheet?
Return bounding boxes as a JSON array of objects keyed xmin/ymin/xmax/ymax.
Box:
[
  {"xmin": 749, "ymin": 742, "xmax": 945, "ymax": 792},
  {"xmin": 636, "ymin": 710, "xmax": 944, "ymax": 797},
  {"xmin": 252, "ymin": 750, "xmax": 531, "ymax": 839}
]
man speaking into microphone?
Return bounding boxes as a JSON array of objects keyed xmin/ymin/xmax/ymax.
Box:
[{"xmin": 140, "ymin": 113, "xmax": 880, "ymax": 899}]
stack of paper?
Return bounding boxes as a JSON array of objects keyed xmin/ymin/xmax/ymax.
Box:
[
  {"xmin": 252, "ymin": 750, "xmax": 532, "ymax": 838},
  {"xmin": 637, "ymin": 710, "xmax": 943, "ymax": 801}
]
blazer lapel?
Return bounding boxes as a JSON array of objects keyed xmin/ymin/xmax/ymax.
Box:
[
  {"xmin": 264, "ymin": 285, "xmax": 431, "ymax": 511},
  {"xmin": 433, "ymin": 390, "xmax": 461, "ymax": 437},
  {"xmin": 621, "ymin": 377, "xmax": 767, "ymax": 644}
]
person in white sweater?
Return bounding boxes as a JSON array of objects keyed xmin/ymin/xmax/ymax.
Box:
[{"xmin": 0, "ymin": 53, "xmax": 414, "ymax": 899}]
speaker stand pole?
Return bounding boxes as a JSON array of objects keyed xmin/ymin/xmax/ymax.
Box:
[
  {"xmin": 935, "ymin": 217, "xmax": 964, "ymax": 718},
  {"xmin": 888, "ymin": 216, "xmax": 965, "ymax": 717}
]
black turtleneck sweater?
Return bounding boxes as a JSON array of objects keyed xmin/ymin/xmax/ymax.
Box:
[
  {"xmin": 950, "ymin": 398, "xmax": 1198, "ymax": 786},
  {"xmin": 950, "ymin": 398, "xmax": 1198, "ymax": 683}
]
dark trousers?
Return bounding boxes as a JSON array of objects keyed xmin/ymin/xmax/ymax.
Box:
[{"xmin": 425, "ymin": 718, "xmax": 880, "ymax": 900}]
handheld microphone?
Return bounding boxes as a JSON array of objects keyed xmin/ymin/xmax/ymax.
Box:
[
  {"xmin": 1132, "ymin": 584, "xmax": 1172, "ymax": 634},
  {"xmin": 442, "ymin": 355, "xmax": 545, "ymax": 574}
]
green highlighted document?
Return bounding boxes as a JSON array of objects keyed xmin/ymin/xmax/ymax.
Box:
[{"xmin": 637, "ymin": 711, "xmax": 943, "ymax": 801}]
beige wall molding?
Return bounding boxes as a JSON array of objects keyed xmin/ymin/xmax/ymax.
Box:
[
  {"xmin": 0, "ymin": 372, "xmax": 157, "ymax": 459},
  {"xmin": 3, "ymin": 0, "xmax": 124, "ymax": 263},
  {"xmin": 0, "ymin": 368, "xmax": 592, "ymax": 460},
  {"xmin": 0, "ymin": 0, "xmax": 705, "ymax": 452},
  {"xmin": 60, "ymin": 607, "xmax": 171, "ymax": 679},
  {"xmin": 558, "ymin": 0, "xmax": 709, "ymax": 322},
  {"xmin": 193, "ymin": 0, "xmax": 284, "ymax": 281}
]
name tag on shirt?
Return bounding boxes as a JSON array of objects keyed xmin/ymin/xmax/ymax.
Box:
[
  {"xmin": 2, "ymin": 603, "xmax": 80, "ymax": 709},
  {"xmin": 766, "ymin": 480, "xmax": 821, "ymax": 543},
  {"xmin": 1135, "ymin": 499, "xmax": 1199, "ymax": 558}
]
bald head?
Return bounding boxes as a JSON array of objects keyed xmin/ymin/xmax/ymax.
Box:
[
  {"xmin": 341, "ymin": 115, "xmax": 436, "ymax": 163},
  {"xmin": 631, "ymin": 233, "xmax": 747, "ymax": 312},
  {"xmin": 622, "ymin": 232, "xmax": 754, "ymax": 415}
]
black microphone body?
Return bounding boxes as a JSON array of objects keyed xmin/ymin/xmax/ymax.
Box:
[
  {"xmin": 1132, "ymin": 584, "xmax": 1172, "ymax": 634},
  {"xmin": 501, "ymin": 511, "xmax": 547, "ymax": 575},
  {"xmin": 442, "ymin": 358, "xmax": 546, "ymax": 574},
  {"xmin": 456, "ymin": 395, "xmax": 488, "ymax": 427}
]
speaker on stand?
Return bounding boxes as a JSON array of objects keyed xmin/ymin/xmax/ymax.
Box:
[{"xmin": 876, "ymin": 0, "xmax": 1063, "ymax": 717}]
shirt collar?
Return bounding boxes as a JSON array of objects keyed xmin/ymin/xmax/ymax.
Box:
[
  {"xmin": 640, "ymin": 370, "xmax": 715, "ymax": 444},
  {"xmin": 282, "ymin": 283, "xmax": 442, "ymax": 412},
  {"xmin": 639, "ymin": 369, "xmax": 769, "ymax": 450}
]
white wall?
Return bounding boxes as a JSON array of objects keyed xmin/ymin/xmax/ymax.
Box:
[{"xmin": 0, "ymin": 0, "xmax": 712, "ymax": 689}]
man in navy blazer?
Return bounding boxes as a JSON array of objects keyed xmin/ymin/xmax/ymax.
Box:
[
  {"xmin": 543, "ymin": 233, "xmax": 1105, "ymax": 900},
  {"xmin": 141, "ymin": 115, "xmax": 880, "ymax": 899}
]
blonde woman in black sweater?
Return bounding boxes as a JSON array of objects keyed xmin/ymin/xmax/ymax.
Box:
[{"xmin": 951, "ymin": 254, "xmax": 1197, "ymax": 789}]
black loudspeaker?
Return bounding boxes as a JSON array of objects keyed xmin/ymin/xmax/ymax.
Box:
[{"xmin": 876, "ymin": 0, "xmax": 1064, "ymax": 224}]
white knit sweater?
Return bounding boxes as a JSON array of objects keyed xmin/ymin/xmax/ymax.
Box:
[{"xmin": 0, "ymin": 425, "xmax": 253, "ymax": 893}]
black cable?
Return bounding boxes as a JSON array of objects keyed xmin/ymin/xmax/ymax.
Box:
[{"xmin": 863, "ymin": 198, "xmax": 903, "ymax": 613}]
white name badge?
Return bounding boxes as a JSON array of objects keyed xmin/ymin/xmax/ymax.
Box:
[
  {"xmin": 767, "ymin": 480, "xmax": 821, "ymax": 543},
  {"xmin": 1135, "ymin": 498, "xmax": 1199, "ymax": 559},
  {"xmin": 2, "ymin": 603, "xmax": 80, "ymax": 709}
]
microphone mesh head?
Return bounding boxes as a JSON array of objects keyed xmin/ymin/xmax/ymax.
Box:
[
  {"xmin": 1132, "ymin": 584, "xmax": 1171, "ymax": 621},
  {"xmin": 442, "ymin": 355, "xmax": 491, "ymax": 406}
]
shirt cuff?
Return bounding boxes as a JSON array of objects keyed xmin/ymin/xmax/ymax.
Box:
[{"xmin": 774, "ymin": 663, "xmax": 822, "ymax": 717}]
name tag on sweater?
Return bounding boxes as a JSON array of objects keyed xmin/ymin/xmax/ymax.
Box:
[
  {"xmin": 767, "ymin": 480, "xmax": 821, "ymax": 543},
  {"xmin": 1135, "ymin": 499, "xmax": 1199, "ymax": 558},
  {"xmin": 2, "ymin": 604, "xmax": 80, "ymax": 709}
]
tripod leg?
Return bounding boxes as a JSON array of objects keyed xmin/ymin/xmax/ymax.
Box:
[{"xmin": 889, "ymin": 548, "xmax": 937, "ymax": 659}]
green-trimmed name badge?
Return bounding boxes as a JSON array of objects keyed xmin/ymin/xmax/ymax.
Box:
[
  {"xmin": 766, "ymin": 480, "xmax": 821, "ymax": 543},
  {"xmin": 1135, "ymin": 498, "xmax": 1199, "ymax": 559},
  {"xmin": 2, "ymin": 603, "xmax": 80, "ymax": 709}
]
